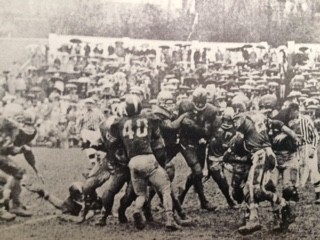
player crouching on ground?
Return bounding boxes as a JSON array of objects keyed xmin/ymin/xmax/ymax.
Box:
[
  {"xmin": 108, "ymin": 94, "xmax": 181, "ymax": 231},
  {"xmin": 26, "ymin": 181, "xmax": 101, "ymax": 222}
]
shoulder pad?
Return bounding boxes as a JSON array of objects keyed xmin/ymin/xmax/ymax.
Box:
[
  {"xmin": 141, "ymin": 112, "xmax": 160, "ymax": 122},
  {"xmin": 178, "ymin": 99, "xmax": 194, "ymax": 115},
  {"xmin": 206, "ymin": 103, "xmax": 219, "ymax": 114}
]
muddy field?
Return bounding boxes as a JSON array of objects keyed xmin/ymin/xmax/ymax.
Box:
[{"xmin": 1, "ymin": 147, "xmax": 320, "ymax": 240}]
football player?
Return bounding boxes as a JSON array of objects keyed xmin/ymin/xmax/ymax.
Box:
[
  {"xmin": 149, "ymin": 91, "xmax": 190, "ymax": 222},
  {"xmin": 178, "ymin": 88, "xmax": 218, "ymax": 211},
  {"xmin": 259, "ymin": 97, "xmax": 300, "ymax": 230},
  {"xmin": 108, "ymin": 94, "xmax": 180, "ymax": 231},
  {"xmin": 1, "ymin": 105, "xmax": 43, "ymax": 218},
  {"xmin": 232, "ymin": 110, "xmax": 293, "ymax": 234},
  {"xmin": 270, "ymin": 101, "xmax": 301, "ymax": 228},
  {"xmin": 205, "ymin": 107, "xmax": 238, "ymax": 209}
]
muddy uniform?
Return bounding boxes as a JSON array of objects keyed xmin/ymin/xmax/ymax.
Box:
[
  {"xmin": 0, "ymin": 117, "xmax": 25, "ymax": 183},
  {"xmin": 207, "ymin": 117, "xmax": 237, "ymax": 207},
  {"xmin": 153, "ymin": 106, "xmax": 181, "ymax": 167},
  {"xmin": 222, "ymin": 132, "xmax": 251, "ymax": 204},
  {"xmin": 266, "ymin": 117, "xmax": 299, "ymax": 202},
  {"xmin": 234, "ymin": 111, "xmax": 284, "ymax": 206},
  {"xmin": 149, "ymin": 106, "xmax": 186, "ymax": 218},
  {"xmin": 90, "ymin": 116, "xmax": 132, "ymax": 224},
  {"xmin": 0, "ymin": 117, "xmax": 36, "ymax": 213},
  {"xmin": 110, "ymin": 113, "xmax": 174, "ymax": 219},
  {"xmin": 178, "ymin": 101, "xmax": 219, "ymax": 208}
]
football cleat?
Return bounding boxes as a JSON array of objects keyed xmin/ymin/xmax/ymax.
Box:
[
  {"xmin": 95, "ymin": 214, "xmax": 107, "ymax": 227},
  {"xmin": 238, "ymin": 220, "xmax": 262, "ymax": 235},
  {"xmin": 10, "ymin": 207, "xmax": 32, "ymax": 217},
  {"xmin": 0, "ymin": 207, "xmax": 16, "ymax": 221},
  {"xmin": 280, "ymin": 204, "xmax": 296, "ymax": 230},
  {"xmin": 118, "ymin": 208, "xmax": 128, "ymax": 223},
  {"xmin": 173, "ymin": 213, "xmax": 193, "ymax": 227},
  {"xmin": 133, "ymin": 212, "xmax": 146, "ymax": 230},
  {"xmin": 201, "ymin": 201, "xmax": 217, "ymax": 212}
]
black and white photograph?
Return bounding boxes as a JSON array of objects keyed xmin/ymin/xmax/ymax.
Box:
[{"xmin": 0, "ymin": 0, "xmax": 320, "ymax": 239}]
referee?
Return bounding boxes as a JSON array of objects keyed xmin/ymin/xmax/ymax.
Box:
[{"xmin": 295, "ymin": 109, "xmax": 320, "ymax": 204}]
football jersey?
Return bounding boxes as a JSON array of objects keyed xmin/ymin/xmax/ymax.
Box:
[
  {"xmin": 14, "ymin": 126, "xmax": 37, "ymax": 147},
  {"xmin": 153, "ymin": 105, "xmax": 179, "ymax": 146},
  {"xmin": 111, "ymin": 113, "xmax": 162, "ymax": 159},
  {"xmin": 234, "ymin": 111, "xmax": 271, "ymax": 153},
  {"xmin": 99, "ymin": 117, "xmax": 128, "ymax": 166},
  {"xmin": 179, "ymin": 102, "xmax": 219, "ymax": 145}
]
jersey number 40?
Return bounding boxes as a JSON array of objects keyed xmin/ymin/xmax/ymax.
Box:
[{"xmin": 122, "ymin": 119, "xmax": 148, "ymax": 139}]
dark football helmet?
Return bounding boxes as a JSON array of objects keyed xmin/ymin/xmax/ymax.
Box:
[
  {"xmin": 125, "ymin": 94, "xmax": 142, "ymax": 117},
  {"xmin": 192, "ymin": 88, "xmax": 207, "ymax": 111}
]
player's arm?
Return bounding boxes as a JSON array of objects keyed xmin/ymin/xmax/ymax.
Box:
[
  {"xmin": 162, "ymin": 112, "xmax": 188, "ymax": 130},
  {"xmin": 182, "ymin": 117, "xmax": 206, "ymax": 136},
  {"xmin": 22, "ymin": 145, "xmax": 40, "ymax": 174},
  {"xmin": 45, "ymin": 193, "xmax": 65, "ymax": 210},
  {"xmin": 27, "ymin": 186, "xmax": 65, "ymax": 210},
  {"xmin": 270, "ymin": 119, "xmax": 299, "ymax": 144}
]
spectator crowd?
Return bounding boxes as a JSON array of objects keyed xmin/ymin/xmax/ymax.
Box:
[{"xmin": 1, "ymin": 38, "xmax": 320, "ymax": 148}]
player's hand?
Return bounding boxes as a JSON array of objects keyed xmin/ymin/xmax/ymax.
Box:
[{"xmin": 273, "ymin": 133, "xmax": 286, "ymax": 144}]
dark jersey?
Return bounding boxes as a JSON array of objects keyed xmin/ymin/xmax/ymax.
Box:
[
  {"xmin": 14, "ymin": 126, "xmax": 37, "ymax": 147},
  {"xmin": 234, "ymin": 111, "xmax": 271, "ymax": 153},
  {"xmin": 265, "ymin": 118, "xmax": 296, "ymax": 152},
  {"xmin": 208, "ymin": 117, "xmax": 235, "ymax": 157},
  {"xmin": 61, "ymin": 197, "xmax": 82, "ymax": 216},
  {"xmin": 111, "ymin": 113, "xmax": 162, "ymax": 159},
  {"xmin": 179, "ymin": 101, "xmax": 219, "ymax": 146},
  {"xmin": 153, "ymin": 105, "xmax": 179, "ymax": 146},
  {"xmin": 99, "ymin": 117, "xmax": 128, "ymax": 167}
]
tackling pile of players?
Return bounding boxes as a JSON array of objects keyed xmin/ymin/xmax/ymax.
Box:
[{"xmin": 1, "ymin": 87, "xmax": 319, "ymax": 235}]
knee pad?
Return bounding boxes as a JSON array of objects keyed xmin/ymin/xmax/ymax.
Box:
[{"xmin": 282, "ymin": 186, "xmax": 299, "ymax": 202}]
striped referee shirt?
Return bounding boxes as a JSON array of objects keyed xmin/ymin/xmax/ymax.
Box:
[
  {"xmin": 76, "ymin": 108, "xmax": 105, "ymax": 132},
  {"xmin": 296, "ymin": 114, "xmax": 319, "ymax": 149}
]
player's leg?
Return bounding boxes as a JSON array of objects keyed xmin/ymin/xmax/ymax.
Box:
[
  {"xmin": 179, "ymin": 146, "xmax": 215, "ymax": 210},
  {"xmin": 231, "ymin": 163, "xmax": 250, "ymax": 205},
  {"xmin": 0, "ymin": 155, "xmax": 29, "ymax": 218},
  {"xmin": 208, "ymin": 155, "xmax": 236, "ymax": 208},
  {"xmin": 118, "ymin": 181, "xmax": 136, "ymax": 223},
  {"xmin": 239, "ymin": 149, "xmax": 283, "ymax": 234},
  {"xmin": 305, "ymin": 145, "xmax": 320, "ymax": 203},
  {"xmin": 127, "ymin": 156, "xmax": 152, "ymax": 230},
  {"xmin": 148, "ymin": 163, "xmax": 180, "ymax": 230},
  {"xmin": 96, "ymin": 168, "xmax": 130, "ymax": 226}
]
